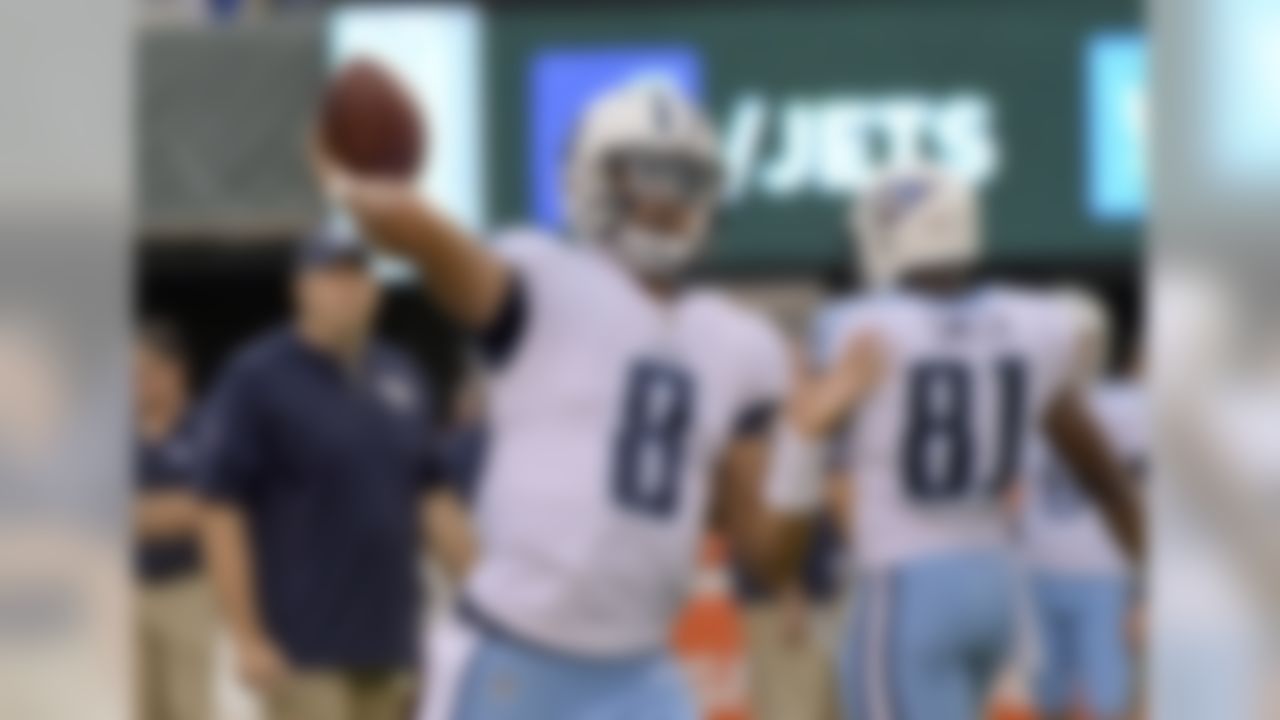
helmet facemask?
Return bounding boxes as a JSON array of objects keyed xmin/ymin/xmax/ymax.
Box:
[{"xmin": 585, "ymin": 148, "xmax": 720, "ymax": 281}]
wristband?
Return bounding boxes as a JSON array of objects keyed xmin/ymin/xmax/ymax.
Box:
[{"xmin": 764, "ymin": 423, "xmax": 826, "ymax": 513}]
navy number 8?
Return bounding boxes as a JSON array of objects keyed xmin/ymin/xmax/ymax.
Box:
[{"xmin": 612, "ymin": 360, "xmax": 696, "ymax": 518}]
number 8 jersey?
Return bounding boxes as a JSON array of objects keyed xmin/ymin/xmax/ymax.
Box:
[
  {"xmin": 813, "ymin": 286, "xmax": 1077, "ymax": 571},
  {"xmin": 464, "ymin": 229, "xmax": 790, "ymax": 657}
]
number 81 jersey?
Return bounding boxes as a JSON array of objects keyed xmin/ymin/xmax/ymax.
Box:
[
  {"xmin": 813, "ymin": 286, "xmax": 1077, "ymax": 571},
  {"xmin": 464, "ymin": 230, "xmax": 790, "ymax": 657}
]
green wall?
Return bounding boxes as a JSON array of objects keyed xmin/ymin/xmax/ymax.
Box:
[{"xmin": 490, "ymin": 2, "xmax": 1141, "ymax": 273}]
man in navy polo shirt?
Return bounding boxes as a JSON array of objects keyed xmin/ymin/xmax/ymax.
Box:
[{"xmin": 198, "ymin": 230, "xmax": 474, "ymax": 720}]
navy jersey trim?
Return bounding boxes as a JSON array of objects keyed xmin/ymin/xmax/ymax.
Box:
[
  {"xmin": 477, "ymin": 273, "xmax": 529, "ymax": 369},
  {"xmin": 456, "ymin": 595, "xmax": 664, "ymax": 667},
  {"xmin": 733, "ymin": 400, "xmax": 779, "ymax": 438}
]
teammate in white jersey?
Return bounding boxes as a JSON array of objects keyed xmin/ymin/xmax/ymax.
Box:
[
  {"xmin": 1022, "ymin": 291, "xmax": 1148, "ymax": 720},
  {"xmin": 778, "ymin": 167, "xmax": 1143, "ymax": 720},
  {"xmin": 313, "ymin": 81, "xmax": 807, "ymax": 720}
]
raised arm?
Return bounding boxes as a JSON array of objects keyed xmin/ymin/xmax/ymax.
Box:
[
  {"xmin": 1043, "ymin": 387, "xmax": 1145, "ymax": 563},
  {"xmin": 718, "ymin": 331, "xmax": 883, "ymax": 589},
  {"xmin": 313, "ymin": 139, "xmax": 512, "ymax": 330}
]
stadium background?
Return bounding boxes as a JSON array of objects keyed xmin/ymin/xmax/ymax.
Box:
[{"xmin": 136, "ymin": 1, "xmax": 1143, "ymax": 718}]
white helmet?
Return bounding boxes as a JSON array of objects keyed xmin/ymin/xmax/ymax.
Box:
[
  {"xmin": 849, "ymin": 165, "xmax": 981, "ymax": 286},
  {"xmin": 1054, "ymin": 286, "xmax": 1111, "ymax": 384},
  {"xmin": 563, "ymin": 79, "xmax": 721, "ymax": 280}
]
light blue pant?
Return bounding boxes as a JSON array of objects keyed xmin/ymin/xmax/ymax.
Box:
[
  {"xmin": 442, "ymin": 616, "xmax": 698, "ymax": 720},
  {"xmin": 840, "ymin": 551, "xmax": 1015, "ymax": 720},
  {"xmin": 1032, "ymin": 573, "xmax": 1133, "ymax": 719}
]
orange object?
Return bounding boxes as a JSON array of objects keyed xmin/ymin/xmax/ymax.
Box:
[{"xmin": 672, "ymin": 537, "xmax": 751, "ymax": 720}]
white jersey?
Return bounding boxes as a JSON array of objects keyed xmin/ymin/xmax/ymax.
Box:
[
  {"xmin": 814, "ymin": 286, "xmax": 1077, "ymax": 570},
  {"xmin": 465, "ymin": 229, "xmax": 789, "ymax": 656},
  {"xmin": 1022, "ymin": 381, "xmax": 1148, "ymax": 577}
]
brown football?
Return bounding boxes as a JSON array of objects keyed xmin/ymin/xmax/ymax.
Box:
[{"xmin": 321, "ymin": 58, "xmax": 426, "ymax": 179}]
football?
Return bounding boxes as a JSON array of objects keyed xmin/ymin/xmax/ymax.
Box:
[{"xmin": 320, "ymin": 58, "xmax": 426, "ymax": 179}]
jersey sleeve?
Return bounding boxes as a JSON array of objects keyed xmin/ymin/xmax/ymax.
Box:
[
  {"xmin": 732, "ymin": 314, "xmax": 792, "ymax": 437},
  {"xmin": 1093, "ymin": 383, "xmax": 1150, "ymax": 480},
  {"xmin": 807, "ymin": 303, "xmax": 842, "ymax": 371},
  {"xmin": 478, "ymin": 227, "xmax": 568, "ymax": 371},
  {"xmin": 1034, "ymin": 294, "xmax": 1088, "ymax": 405}
]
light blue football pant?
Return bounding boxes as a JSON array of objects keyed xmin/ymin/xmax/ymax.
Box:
[
  {"xmin": 419, "ymin": 610, "xmax": 698, "ymax": 720},
  {"xmin": 1031, "ymin": 573, "xmax": 1133, "ymax": 719},
  {"xmin": 839, "ymin": 550, "xmax": 1016, "ymax": 720}
]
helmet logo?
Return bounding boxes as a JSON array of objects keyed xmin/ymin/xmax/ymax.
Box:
[{"xmin": 875, "ymin": 179, "xmax": 932, "ymax": 230}]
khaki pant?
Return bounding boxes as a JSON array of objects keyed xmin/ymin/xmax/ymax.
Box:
[
  {"xmin": 264, "ymin": 670, "xmax": 416, "ymax": 720},
  {"xmin": 136, "ymin": 574, "xmax": 215, "ymax": 720},
  {"xmin": 743, "ymin": 598, "xmax": 842, "ymax": 720}
]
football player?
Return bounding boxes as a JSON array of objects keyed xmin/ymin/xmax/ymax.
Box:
[
  {"xmin": 1022, "ymin": 289, "xmax": 1147, "ymax": 720},
  {"xmin": 314, "ymin": 80, "xmax": 808, "ymax": 720},
  {"xmin": 779, "ymin": 166, "xmax": 1144, "ymax": 720}
]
